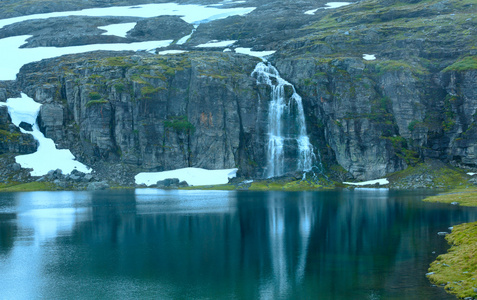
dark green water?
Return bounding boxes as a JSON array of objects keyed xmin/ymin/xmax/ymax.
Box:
[{"xmin": 1, "ymin": 189, "xmax": 476, "ymax": 299}]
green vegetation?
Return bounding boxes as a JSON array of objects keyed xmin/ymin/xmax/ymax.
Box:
[
  {"xmin": 140, "ymin": 85, "xmax": 163, "ymax": 96},
  {"xmin": 443, "ymin": 56, "xmax": 477, "ymax": 72},
  {"xmin": 424, "ymin": 189, "xmax": 477, "ymax": 207},
  {"xmin": 427, "ymin": 222, "xmax": 477, "ymax": 299},
  {"xmin": 0, "ymin": 128, "xmax": 22, "ymax": 143},
  {"xmin": 85, "ymin": 99, "xmax": 108, "ymax": 108},
  {"xmin": 388, "ymin": 161, "xmax": 471, "ymax": 189},
  {"xmin": 381, "ymin": 136, "xmax": 420, "ymax": 165},
  {"xmin": 88, "ymin": 91, "xmax": 102, "ymax": 100},
  {"xmin": 164, "ymin": 116, "xmax": 195, "ymax": 133},
  {"xmin": 0, "ymin": 181, "xmax": 57, "ymax": 192}
]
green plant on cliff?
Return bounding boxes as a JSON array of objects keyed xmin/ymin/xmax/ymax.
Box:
[
  {"xmin": 164, "ymin": 116, "xmax": 195, "ymax": 133},
  {"xmin": 88, "ymin": 91, "xmax": 102, "ymax": 100},
  {"xmin": 85, "ymin": 100, "xmax": 108, "ymax": 108},
  {"xmin": 443, "ymin": 56, "xmax": 477, "ymax": 72}
]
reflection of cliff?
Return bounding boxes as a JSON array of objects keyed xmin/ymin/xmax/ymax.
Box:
[{"xmin": 2, "ymin": 190, "xmax": 476, "ymax": 298}]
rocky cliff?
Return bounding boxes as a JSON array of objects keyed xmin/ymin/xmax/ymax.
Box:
[{"xmin": 1, "ymin": 0, "xmax": 477, "ymax": 184}]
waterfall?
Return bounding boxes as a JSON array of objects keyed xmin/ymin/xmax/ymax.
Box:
[{"xmin": 251, "ymin": 62, "xmax": 314, "ymax": 178}]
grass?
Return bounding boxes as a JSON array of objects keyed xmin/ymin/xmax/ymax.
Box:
[
  {"xmin": 443, "ymin": 56, "xmax": 477, "ymax": 72},
  {"xmin": 426, "ymin": 222, "xmax": 477, "ymax": 299},
  {"xmin": 0, "ymin": 181, "xmax": 58, "ymax": 192},
  {"xmin": 424, "ymin": 189, "xmax": 477, "ymax": 207}
]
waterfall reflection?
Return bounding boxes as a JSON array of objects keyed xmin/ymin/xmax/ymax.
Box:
[{"xmin": 1, "ymin": 190, "xmax": 477, "ymax": 299}]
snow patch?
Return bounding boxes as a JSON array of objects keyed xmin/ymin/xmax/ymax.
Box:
[
  {"xmin": 98, "ymin": 22, "xmax": 137, "ymax": 38},
  {"xmin": 343, "ymin": 178, "xmax": 389, "ymax": 186},
  {"xmin": 195, "ymin": 40, "xmax": 237, "ymax": 48},
  {"xmin": 158, "ymin": 50, "xmax": 188, "ymax": 55},
  {"xmin": 304, "ymin": 9, "xmax": 318, "ymax": 15},
  {"xmin": 135, "ymin": 167, "xmax": 238, "ymax": 186},
  {"xmin": 363, "ymin": 54, "xmax": 376, "ymax": 61},
  {"xmin": 2, "ymin": 93, "xmax": 90, "ymax": 176},
  {"xmin": 304, "ymin": 2, "xmax": 352, "ymax": 14},
  {"xmin": 235, "ymin": 47, "xmax": 276, "ymax": 60},
  {"xmin": 467, "ymin": 172, "xmax": 476, "ymax": 176}
]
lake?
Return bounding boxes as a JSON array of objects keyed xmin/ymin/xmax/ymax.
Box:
[{"xmin": 1, "ymin": 189, "xmax": 476, "ymax": 299}]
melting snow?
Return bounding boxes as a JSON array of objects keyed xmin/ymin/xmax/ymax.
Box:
[
  {"xmin": 0, "ymin": 93, "xmax": 90, "ymax": 176},
  {"xmin": 98, "ymin": 22, "xmax": 137, "ymax": 38},
  {"xmin": 304, "ymin": 2, "xmax": 352, "ymax": 14},
  {"xmin": 135, "ymin": 167, "xmax": 238, "ymax": 186},
  {"xmin": 235, "ymin": 47, "xmax": 276, "ymax": 60},
  {"xmin": 0, "ymin": 3, "xmax": 255, "ymax": 80},
  {"xmin": 0, "ymin": 4, "xmax": 255, "ymax": 30},
  {"xmin": 158, "ymin": 50, "xmax": 189, "ymax": 55},
  {"xmin": 195, "ymin": 40, "xmax": 237, "ymax": 48},
  {"xmin": 343, "ymin": 178, "xmax": 389, "ymax": 186},
  {"xmin": 363, "ymin": 54, "xmax": 376, "ymax": 60}
]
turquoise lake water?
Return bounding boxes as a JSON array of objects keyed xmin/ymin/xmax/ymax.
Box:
[{"xmin": 1, "ymin": 189, "xmax": 476, "ymax": 299}]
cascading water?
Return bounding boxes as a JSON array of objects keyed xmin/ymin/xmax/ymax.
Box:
[{"xmin": 252, "ymin": 62, "xmax": 315, "ymax": 178}]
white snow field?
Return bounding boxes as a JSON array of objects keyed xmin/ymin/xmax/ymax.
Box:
[
  {"xmin": 234, "ymin": 47, "xmax": 276, "ymax": 60},
  {"xmin": 0, "ymin": 94, "xmax": 91, "ymax": 176},
  {"xmin": 343, "ymin": 178, "xmax": 389, "ymax": 186},
  {"xmin": 0, "ymin": 3, "xmax": 256, "ymax": 80},
  {"xmin": 98, "ymin": 22, "xmax": 137, "ymax": 38},
  {"xmin": 135, "ymin": 168, "xmax": 238, "ymax": 186}
]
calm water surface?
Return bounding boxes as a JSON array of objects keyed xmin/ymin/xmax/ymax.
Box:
[{"xmin": 1, "ymin": 189, "xmax": 476, "ymax": 299}]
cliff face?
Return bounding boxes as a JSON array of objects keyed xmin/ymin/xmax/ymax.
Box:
[
  {"xmin": 1, "ymin": 0, "xmax": 477, "ymax": 183},
  {"xmin": 16, "ymin": 52, "xmax": 269, "ymax": 181}
]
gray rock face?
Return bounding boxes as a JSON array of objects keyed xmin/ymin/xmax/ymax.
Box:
[
  {"xmin": 0, "ymin": 106, "xmax": 38, "ymax": 154},
  {"xmin": 17, "ymin": 52, "xmax": 268, "ymax": 180},
  {"xmin": 128, "ymin": 16, "xmax": 194, "ymax": 41}
]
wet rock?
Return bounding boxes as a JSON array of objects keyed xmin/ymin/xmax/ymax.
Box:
[{"xmin": 437, "ymin": 232, "xmax": 449, "ymax": 236}]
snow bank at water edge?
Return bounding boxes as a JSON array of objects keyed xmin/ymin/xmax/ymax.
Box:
[
  {"xmin": 135, "ymin": 167, "xmax": 238, "ymax": 186},
  {"xmin": 0, "ymin": 93, "xmax": 91, "ymax": 176},
  {"xmin": 343, "ymin": 178, "xmax": 389, "ymax": 186}
]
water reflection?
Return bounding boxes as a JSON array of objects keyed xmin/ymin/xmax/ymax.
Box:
[{"xmin": 0, "ymin": 189, "xmax": 476, "ymax": 299}]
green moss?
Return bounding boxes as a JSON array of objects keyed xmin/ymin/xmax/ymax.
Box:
[
  {"xmin": 164, "ymin": 116, "xmax": 195, "ymax": 133},
  {"xmin": 388, "ymin": 162, "xmax": 470, "ymax": 189},
  {"xmin": 140, "ymin": 85, "xmax": 164, "ymax": 96},
  {"xmin": 443, "ymin": 56, "xmax": 477, "ymax": 72},
  {"xmin": 88, "ymin": 91, "xmax": 102, "ymax": 100},
  {"xmin": 427, "ymin": 222, "xmax": 477, "ymax": 299},
  {"xmin": 85, "ymin": 100, "xmax": 108, "ymax": 108},
  {"xmin": 0, "ymin": 129, "xmax": 22, "ymax": 143}
]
